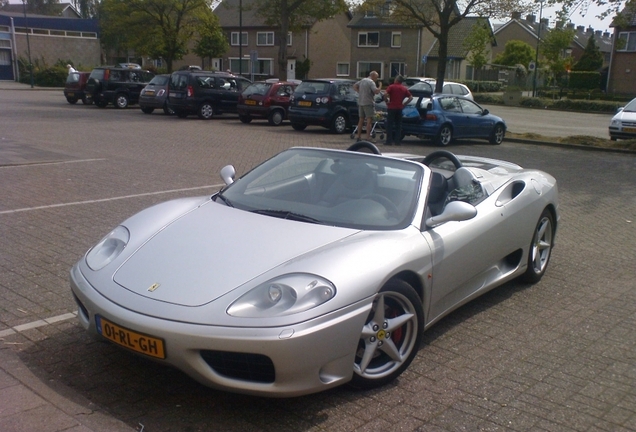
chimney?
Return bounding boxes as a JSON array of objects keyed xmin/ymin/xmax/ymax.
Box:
[
  {"xmin": 540, "ymin": 18, "xmax": 549, "ymax": 26},
  {"xmin": 603, "ymin": 31, "xmax": 610, "ymax": 38},
  {"xmin": 577, "ymin": 25, "xmax": 585, "ymax": 32},
  {"xmin": 567, "ymin": 23, "xmax": 575, "ymax": 29},
  {"xmin": 526, "ymin": 14, "xmax": 536, "ymax": 23},
  {"xmin": 595, "ymin": 30, "xmax": 602, "ymax": 37},
  {"xmin": 556, "ymin": 20, "xmax": 564, "ymax": 29},
  {"xmin": 586, "ymin": 27, "xmax": 594, "ymax": 34},
  {"xmin": 512, "ymin": 11, "xmax": 521, "ymax": 19}
]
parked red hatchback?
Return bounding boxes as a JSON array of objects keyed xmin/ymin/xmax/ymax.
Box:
[
  {"xmin": 237, "ymin": 79, "xmax": 299, "ymax": 126},
  {"xmin": 64, "ymin": 71, "xmax": 91, "ymax": 105}
]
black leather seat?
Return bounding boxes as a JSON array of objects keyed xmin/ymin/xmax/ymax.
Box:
[{"xmin": 427, "ymin": 172, "xmax": 448, "ymax": 216}]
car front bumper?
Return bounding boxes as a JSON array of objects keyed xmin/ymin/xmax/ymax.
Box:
[
  {"xmin": 70, "ymin": 263, "xmax": 371, "ymax": 397},
  {"xmin": 608, "ymin": 126, "xmax": 636, "ymax": 140}
]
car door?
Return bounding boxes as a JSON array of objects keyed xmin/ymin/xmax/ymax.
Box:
[
  {"xmin": 457, "ymin": 98, "xmax": 494, "ymax": 138},
  {"xmin": 438, "ymin": 96, "xmax": 471, "ymax": 137},
  {"xmin": 215, "ymin": 76, "xmax": 243, "ymax": 113},
  {"xmin": 421, "ymin": 188, "xmax": 517, "ymax": 324}
]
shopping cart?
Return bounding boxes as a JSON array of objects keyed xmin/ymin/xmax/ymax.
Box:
[{"xmin": 350, "ymin": 110, "xmax": 386, "ymax": 140}]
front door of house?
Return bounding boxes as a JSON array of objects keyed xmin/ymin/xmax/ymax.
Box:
[{"xmin": 287, "ymin": 59, "xmax": 295, "ymax": 80}]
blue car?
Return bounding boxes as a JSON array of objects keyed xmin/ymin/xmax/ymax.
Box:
[{"xmin": 379, "ymin": 92, "xmax": 506, "ymax": 146}]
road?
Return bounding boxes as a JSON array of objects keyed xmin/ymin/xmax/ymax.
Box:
[
  {"xmin": 0, "ymin": 88, "xmax": 635, "ymax": 432},
  {"xmin": 481, "ymin": 103, "xmax": 613, "ymax": 139}
]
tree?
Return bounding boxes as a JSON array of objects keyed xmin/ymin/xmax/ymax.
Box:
[
  {"xmin": 362, "ymin": 0, "xmax": 526, "ymax": 93},
  {"xmin": 572, "ymin": 35, "xmax": 603, "ymax": 71},
  {"xmin": 99, "ymin": 0, "xmax": 216, "ymax": 73},
  {"xmin": 540, "ymin": 26, "xmax": 575, "ymax": 86},
  {"xmin": 193, "ymin": 14, "xmax": 229, "ymax": 69},
  {"xmin": 249, "ymin": 0, "xmax": 349, "ymax": 80},
  {"xmin": 494, "ymin": 40, "xmax": 535, "ymax": 67},
  {"xmin": 76, "ymin": 0, "xmax": 100, "ymax": 18},
  {"xmin": 463, "ymin": 19, "xmax": 494, "ymax": 81}
]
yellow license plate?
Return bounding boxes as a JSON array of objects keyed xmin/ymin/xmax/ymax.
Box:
[
  {"xmin": 145, "ymin": 90, "xmax": 155, "ymax": 96},
  {"xmin": 623, "ymin": 127, "xmax": 636, "ymax": 133},
  {"xmin": 67, "ymin": 92, "xmax": 74, "ymax": 97},
  {"xmin": 96, "ymin": 315, "xmax": 166, "ymax": 359},
  {"xmin": 245, "ymin": 100, "xmax": 256, "ymax": 105},
  {"xmin": 298, "ymin": 101, "xmax": 312, "ymax": 107}
]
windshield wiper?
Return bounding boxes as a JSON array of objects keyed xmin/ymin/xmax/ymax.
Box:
[
  {"xmin": 251, "ymin": 209, "xmax": 322, "ymax": 224},
  {"xmin": 215, "ymin": 193, "xmax": 234, "ymax": 207}
]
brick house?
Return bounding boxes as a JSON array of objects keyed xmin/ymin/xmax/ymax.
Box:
[{"xmin": 607, "ymin": 7, "xmax": 636, "ymax": 96}]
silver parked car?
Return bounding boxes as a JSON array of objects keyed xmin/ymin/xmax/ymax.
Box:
[
  {"xmin": 609, "ymin": 97, "xmax": 636, "ymax": 140},
  {"xmin": 70, "ymin": 144, "xmax": 558, "ymax": 397}
]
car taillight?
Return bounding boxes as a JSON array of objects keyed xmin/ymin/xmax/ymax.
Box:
[
  {"xmin": 104, "ymin": 69, "xmax": 110, "ymax": 80},
  {"xmin": 187, "ymin": 86, "xmax": 194, "ymax": 97},
  {"xmin": 425, "ymin": 114, "xmax": 437, "ymax": 121}
]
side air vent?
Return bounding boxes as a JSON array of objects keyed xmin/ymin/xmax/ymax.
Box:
[
  {"xmin": 200, "ymin": 350, "xmax": 275, "ymax": 383},
  {"xmin": 495, "ymin": 181, "xmax": 525, "ymax": 207}
]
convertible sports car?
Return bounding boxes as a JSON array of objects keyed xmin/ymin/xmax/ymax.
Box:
[{"xmin": 70, "ymin": 143, "xmax": 558, "ymax": 397}]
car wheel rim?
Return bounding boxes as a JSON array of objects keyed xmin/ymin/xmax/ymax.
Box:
[
  {"xmin": 354, "ymin": 291, "xmax": 418, "ymax": 380},
  {"xmin": 335, "ymin": 116, "xmax": 346, "ymax": 133},
  {"xmin": 201, "ymin": 105, "xmax": 213, "ymax": 118},
  {"xmin": 440, "ymin": 127, "xmax": 451, "ymax": 145},
  {"xmin": 531, "ymin": 216, "xmax": 552, "ymax": 274},
  {"xmin": 494, "ymin": 126, "xmax": 504, "ymax": 143},
  {"xmin": 116, "ymin": 97, "xmax": 127, "ymax": 108},
  {"xmin": 271, "ymin": 112, "xmax": 283, "ymax": 125}
]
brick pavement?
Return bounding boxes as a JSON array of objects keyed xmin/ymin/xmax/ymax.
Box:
[{"xmin": 1, "ymin": 81, "xmax": 635, "ymax": 432}]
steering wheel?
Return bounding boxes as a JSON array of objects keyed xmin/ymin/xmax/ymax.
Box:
[
  {"xmin": 422, "ymin": 150, "xmax": 462, "ymax": 170},
  {"xmin": 347, "ymin": 141, "xmax": 382, "ymax": 155},
  {"xmin": 362, "ymin": 194, "xmax": 399, "ymax": 219}
]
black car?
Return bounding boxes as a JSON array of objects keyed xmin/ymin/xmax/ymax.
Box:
[
  {"xmin": 139, "ymin": 75, "xmax": 173, "ymax": 115},
  {"xmin": 287, "ymin": 79, "xmax": 358, "ymax": 134},
  {"xmin": 85, "ymin": 66, "xmax": 154, "ymax": 108},
  {"xmin": 168, "ymin": 71, "xmax": 251, "ymax": 119}
]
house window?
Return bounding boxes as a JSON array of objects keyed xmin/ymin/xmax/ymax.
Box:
[
  {"xmin": 389, "ymin": 62, "xmax": 406, "ymax": 77},
  {"xmin": 391, "ymin": 32, "xmax": 401, "ymax": 48},
  {"xmin": 357, "ymin": 62, "xmax": 383, "ymax": 79},
  {"xmin": 231, "ymin": 32, "xmax": 248, "ymax": 46},
  {"xmin": 257, "ymin": 32, "xmax": 274, "ymax": 46},
  {"xmin": 617, "ymin": 32, "xmax": 636, "ymax": 51},
  {"xmin": 229, "ymin": 58, "xmax": 249, "ymax": 73},
  {"xmin": 358, "ymin": 32, "xmax": 379, "ymax": 47},
  {"xmin": 253, "ymin": 59, "xmax": 273, "ymax": 76},
  {"xmin": 288, "ymin": 31, "xmax": 292, "ymax": 46},
  {"xmin": 336, "ymin": 63, "xmax": 350, "ymax": 76}
]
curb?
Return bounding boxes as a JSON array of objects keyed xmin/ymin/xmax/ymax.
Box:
[{"xmin": 505, "ymin": 136, "xmax": 636, "ymax": 154}]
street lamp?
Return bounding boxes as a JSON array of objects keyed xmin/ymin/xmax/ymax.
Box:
[
  {"xmin": 22, "ymin": 0, "xmax": 34, "ymax": 88},
  {"xmin": 532, "ymin": 0, "xmax": 544, "ymax": 97}
]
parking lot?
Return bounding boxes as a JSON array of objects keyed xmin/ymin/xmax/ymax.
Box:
[{"xmin": 0, "ymin": 87, "xmax": 635, "ymax": 432}]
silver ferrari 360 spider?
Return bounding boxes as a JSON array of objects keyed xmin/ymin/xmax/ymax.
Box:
[{"xmin": 70, "ymin": 144, "xmax": 558, "ymax": 397}]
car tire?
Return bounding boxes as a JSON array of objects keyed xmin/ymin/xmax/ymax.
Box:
[
  {"xmin": 163, "ymin": 103, "xmax": 175, "ymax": 115},
  {"xmin": 435, "ymin": 124, "xmax": 453, "ymax": 146},
  {"xmin": 239, "ymin": 115, "xmax": 252, "ymax": 124},
  {"xmin": 66, "ymin": 97, "xmax": 78, "ymax": 104},
  {"xmin": 96, "ymin": 100, "xmax": 108, "ymax": 108},
  {"xmin": 330, "ymin": 113, "xmax": 348, "ymax": 134},
  {"xmin": 115, "ymin": 94, "xmax": 129, "ymax": 109},
  {"xmin": 176, "ymin": 110, "xmax": 189, "ymax": 118},
  {"xmin": 268, "ymin": 110, "xmax": 284, "ymax": 126},
  {"xmin": 81, "ymin": 97, "xmax": 92, "ymax": 105},
  {"xmin": 349, "ymin": 279, "xmax": 423, "ymax": 390},
  {"xmin": 489, "ymin": 124, "xmax": 505, "ymax": 145},
  {"xmin": 198, "ymin": 103, "xmax": 214, "ymax": 119},
  {"xmin": 521, "ymin": 208, "xmax": 555, "ymax": 283},
  {"xmin": 141, "ymin": 107, "xmax": 154, "ymax": 114},
  {"xmin": 291, "ymin": 122, "xmax": 307, "ymax": 131}
]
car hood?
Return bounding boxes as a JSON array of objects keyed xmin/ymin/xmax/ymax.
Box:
[
  {"xmin": 612, "ymin": 109, "xmax": 636, "ymax": 122},
  {"xmin": 112, "ymin": 202, "xmax": 356, "ymax": 307}
]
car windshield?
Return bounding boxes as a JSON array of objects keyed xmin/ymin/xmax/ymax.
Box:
[
  {"xmin": 243, "ymin": 82, "xmax": 272, "ymax": 96},
  {"xmin": 217, "ymin": 148, "xmax": 423, "ymax": 230},
  {"xmin": 623, "ymin": 98, "xmax": 636, "ymax": 112},
  {"xmin": 149, "ymin": 75, "xmax": 169, "ymax": 86}
]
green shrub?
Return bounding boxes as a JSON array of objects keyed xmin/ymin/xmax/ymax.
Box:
[
  {"xmin": 465, "ymin": 80, "xmax": 504, "ymax": 93},
  {"xmin": 474, "ymin": 93, "xmax": 504, "ymax": 105}
]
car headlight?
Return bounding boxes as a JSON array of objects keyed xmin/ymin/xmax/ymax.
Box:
[
  {"xmin": 85, "ymin": 226, "xmax": 130, "ymax": 271},
  {"xmin": 227, "ymin": 274, "xmax": 336, "ymax": 317},
  {"xmin": 611, "ymin": 119, "xmax": 619, "ymax": 126}
]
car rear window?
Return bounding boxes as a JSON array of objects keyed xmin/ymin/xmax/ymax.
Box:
[
  {"xmin": 89, "ymin": 69, "xmax": 104, "ymax": 80},
  {"xmin": 242, "ymin": 82, "xmax": 271, "ymax": 96},
  {"xmin": 66, "ymin": 72, "xmax": 80, "ymax": 84},
  {"xmin": 170, "ymin": 73, "xmax": 189, "ymax": 90}
]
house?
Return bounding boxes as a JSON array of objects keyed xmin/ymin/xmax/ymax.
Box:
[
  {"xmin": 214, "ymin": 0, "xmax": 309, "ymax": 80},
  {"xmin": 0, "ymin": 2, "xmax": 81, "ymax": 18},
  {"xmin": 422, "ymin": 16, "xmax": 496, "ymax": 81},
  {"xmin": 607, "ymin": 6, "xmax": 636, "ymax": 96},
  {"xmin": 492, "ymin": 13, "xmax": 547, "ymax": 65},
  {"xmin": 0, "ymin": 11, "xmax": 100, "ymax": 81},
  {"xmin": 346, "ymin": 6, "xmax": 436, "ymax": 82}
]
